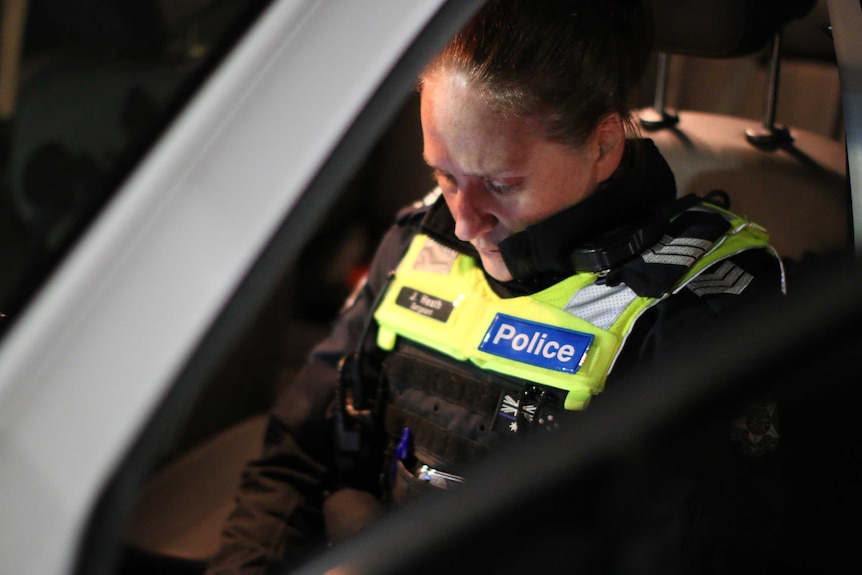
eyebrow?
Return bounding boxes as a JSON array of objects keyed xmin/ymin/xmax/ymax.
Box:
[
  {"xmin": 422, "ymin": 151, "xmax": 526, "ymax": 182},
  {"xmin": 423, "ymin": 160, "xmax": 512, "ymax": 181}
]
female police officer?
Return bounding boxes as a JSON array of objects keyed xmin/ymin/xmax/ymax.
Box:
[{"xmin": 207, "ymin": 1, "xmax": 785, "ymax": 572}]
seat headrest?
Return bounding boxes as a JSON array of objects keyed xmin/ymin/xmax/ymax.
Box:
[{"xmin": 650, "ymin": 0, "xmax": 817, "ymax": 57}]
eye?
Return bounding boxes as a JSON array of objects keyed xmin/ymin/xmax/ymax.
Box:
[{"xmin": 483, "ymin": 178, "xmax": 517, "ymax": 194}]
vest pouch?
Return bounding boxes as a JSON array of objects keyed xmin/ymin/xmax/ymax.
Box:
[
  {"xmin": 383, "ymin": 340, "xmax": 570, "ymax": 478},
  {"xmin": 390, "ymin": 459, "xmax": 452, "ymax": 507},
  {"xmin": 382, "ymin": 342, "xmax": 498, "ymax": 473}
]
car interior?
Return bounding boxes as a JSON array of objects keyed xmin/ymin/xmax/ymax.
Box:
[
  {"xmin": 0, "ymin": 1, "xmax": 858, "ymax": 574},
  {"xmin": 114, "ymin": 1, "xmax": 857, "ymax": 573}
]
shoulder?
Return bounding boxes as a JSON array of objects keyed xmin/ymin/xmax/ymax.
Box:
[
  {"xmin": 615, "ymin": 247, "xmax": 784, "ymax": 374},
  {"xmin": 677, "ymin": 195, "xmax": 786, "ymax": 313},
  {"xmin": 652, "ymin": 242, "xmax": 785, "ymax": 335},
  {"xmin": 379, "ymin": 188, "xmax": 441, "ymax": 259},
  {"xmin": 685, "ymin": 248, "xmax": 785, "ymax": 310},
  {"xmin": 360, "ymin": 189, "xmax": 441, "ymax": 294}
]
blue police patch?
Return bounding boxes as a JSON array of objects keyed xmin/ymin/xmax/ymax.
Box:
[{"xmin": 479, "ymin": 314, "xmax": 593, "ymax": 374}]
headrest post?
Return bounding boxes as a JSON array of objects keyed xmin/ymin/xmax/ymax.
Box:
[
  {"xmin": 745, "ymin": 31, "xmax": 794, "ymax": 149},
  {"xmin": 638, "ymin": 51, "xmax": 679, "ymax": 131}
]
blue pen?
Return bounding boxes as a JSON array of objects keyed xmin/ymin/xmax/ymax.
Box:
[{"xmin": 390, "ymin": 427, "xmax": 412, "ymax": 484}]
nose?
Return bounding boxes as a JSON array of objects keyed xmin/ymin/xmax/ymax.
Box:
[{"xmin": 450, "ymin": 186, "xmax": 496, "ymax": 242}]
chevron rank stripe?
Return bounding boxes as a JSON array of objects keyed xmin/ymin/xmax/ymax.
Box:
[
  {"xmin": 641, "ymin": 235, "xmax": 712, "ymax": 267},
  {"xmin": 686, "ymin": 260, "xmax": 753, "ymax": 296}
]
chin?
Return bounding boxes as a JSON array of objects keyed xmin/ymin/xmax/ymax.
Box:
[{"xmin": 481, "ymin": 256, "xmax": 514, "ymax": 282}]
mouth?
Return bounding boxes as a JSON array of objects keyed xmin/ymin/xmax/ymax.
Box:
[
  {"xmin": 473, "ymin": 238, "xmax": 500, "ymax": 254},
  {"xmin": 475, "ymin": 246, "xmax": 501, "ymax": 259}
]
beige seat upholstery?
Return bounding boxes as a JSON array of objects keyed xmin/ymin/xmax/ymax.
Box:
[
  {"xmin": 643, "ymin": 110, "xmax": 849, "ymax": 262},
  {"xmin": 641, "ymin": 0, "xmax": 849, "ymax": 263}
]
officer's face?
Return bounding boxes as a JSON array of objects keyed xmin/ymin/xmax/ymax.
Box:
[{"xmin": 421, "ymin": 71, "xmax": 624, "ymax": 281}]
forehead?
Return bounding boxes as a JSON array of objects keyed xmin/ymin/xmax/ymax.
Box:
[
  {"xmin": 421, "ymin": 73, "xmax": 498, "ymax": 132},
  {"xmin": 420, "ymin": 72, "xmax": 544, "ymax": 172}
]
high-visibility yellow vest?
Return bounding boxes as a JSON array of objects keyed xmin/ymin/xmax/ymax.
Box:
[{"xmin": 374, "ymin": 204, "xmax": 774, "ymax": 410}]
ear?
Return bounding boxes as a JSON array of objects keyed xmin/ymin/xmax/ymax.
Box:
[{"xmin": 591, "ymin": 113, "xmax": 626, "ymax": 182}]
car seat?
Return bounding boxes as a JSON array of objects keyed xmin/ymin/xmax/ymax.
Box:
[{"xmin": 639, "ymin": 0, "xmax": 849, "ymax": 265}]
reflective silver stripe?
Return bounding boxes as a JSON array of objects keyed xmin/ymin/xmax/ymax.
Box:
[
  {"xmin": 565, "ymin": 282, "xmax": 638, "ymax": 330},
  {"xmin": 687, "ymin": 260, "xmax": 753, "ymax": 296}
]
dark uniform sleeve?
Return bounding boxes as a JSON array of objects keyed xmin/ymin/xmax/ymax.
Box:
[
  {"xmin": 205, "ymin": 214, "xmax": 420, "ymax": 575},
  {"xmin": 608, "ymin": 248, "xmax": 787, "ymax": 573}
]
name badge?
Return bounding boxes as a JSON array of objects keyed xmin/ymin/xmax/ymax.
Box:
[
  {"xmin": 395, "ymin": 287, "xmax": 454, "ymax": 323},
  {"xmin": 479, "ymin": 314, "xmax": 593, "ymax": 374}
]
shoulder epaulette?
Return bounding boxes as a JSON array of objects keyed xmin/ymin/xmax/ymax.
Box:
[{"xmin": 395, "ymin": 187, "xmax": 442, "ymax": 225}]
